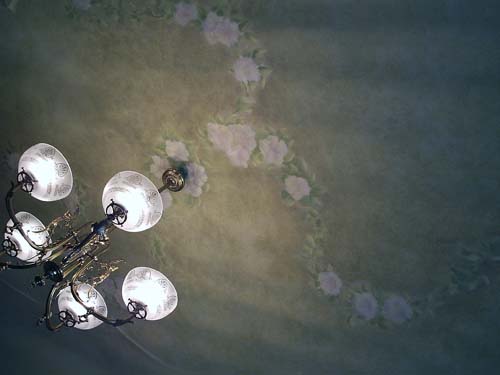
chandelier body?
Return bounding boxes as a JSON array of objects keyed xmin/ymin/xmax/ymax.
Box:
[{"xmin": 1, "ymin": 143, "xmax": 184, "ymax": 331}]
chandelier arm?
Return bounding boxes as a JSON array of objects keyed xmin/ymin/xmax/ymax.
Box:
[
  {"xmin": 68, "ymin": 246, "xmax": 140, "ymax": 327},
  {"xmin": 36, "ymin": 208, "xmax": 79, "ymax": 237},
  {"xmin": 68, "ymin": 241, "xmax": 110, "ymax": 278},
  {"xmin": 61, "ymin": 232, "xmax": 98, "ymax": 264},
  {"xmin": 44, "ymin": 243, "xmax": 75, "ymax": 263},
  {"xmin": 0, "ymin": 260, "xmax": 39, "ymax": 270},
  {"xmin": 0, "ymin": 221, "xmax": 94, "ymax": 271},
  {"xmin": 54, "ymin": 220, "xmax": 96, "ymax": 266},
  {"xmin": 5, "ymin": 182, "xmax": 45, "ymax": 251},
  {"xmin": 44, "ymin": 281, "xmax": 66, "ymax": 332},
  {"xmin": 47, "ymin": 221, "xmax": 94, "ymax": 259},
  {"xmin": 0, "ymin": 229, "xmax": 92, "ymax": 273},
  {"xmin": 159, "ymin": 168, "xmax": 185, "ymax": 193},
  {"xmin": 5, "ymin": 181, "xmax": 93, "ymax": 254}
]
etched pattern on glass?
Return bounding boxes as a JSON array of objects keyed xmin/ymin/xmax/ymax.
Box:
[
  {"xmin": 17, "ymin": 143, "xmax": 73, "ymax": 202},
  {"xmin": 121, "ymin": 267, "xmax": 178, "ymax": 321},
  {"xmin": 57, "ymin": 283, "xmax": 108, "ymax": 330},
  {"xmin": 101, "ymin": 171, "xmax": 163, "ymax": 233}
]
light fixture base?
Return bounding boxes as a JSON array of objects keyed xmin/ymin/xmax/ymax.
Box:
[{"xmin": 161, "ymin": 168, "xmax": 185, "ymax": 192}]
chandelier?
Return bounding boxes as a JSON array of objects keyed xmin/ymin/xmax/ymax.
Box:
[{"xmin": 1, "ymin": 143, "xmax": 185, "ymax": 331}]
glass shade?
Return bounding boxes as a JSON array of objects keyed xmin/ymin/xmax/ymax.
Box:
[
  {"xmin": 121, "ymin": 267, "xmax": 178, "ymax": 321},
  {"xmin": 18, "ymin": 143, "xmax": 73, "ymax": 201},
  {"xmin": 4, "ymin": 212, "xmax": 51, "ymax": 263},
  {"xmin": 101, "ymin": 171, "xmax": 163, "ymax": 232},
  {"xmin": 57, "ymin": 284, "xmax": 108, "ymax": 330}
]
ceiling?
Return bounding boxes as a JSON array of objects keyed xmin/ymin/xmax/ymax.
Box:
[{"xmin": 1, "ymin": 1, "xmax": 500, "ymax": 374}]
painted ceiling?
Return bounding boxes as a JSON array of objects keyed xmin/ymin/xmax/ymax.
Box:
[{"xmin": 1, "ymin": 0, "xmax": 499, "ymax": 374}]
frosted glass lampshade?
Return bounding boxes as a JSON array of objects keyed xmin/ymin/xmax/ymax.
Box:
[
  {"xmin": 18, "ymin": 143, "xmax": 73, "ymax": 201},
  {"xmin": 57, "ymin": 284, "xmax": 108, "ymax": 330},
  {"xmin": 4, "ymin": 211, "xmax": 51, "ymax": 263},
  {"xmin": 121, "ymin": 267, "xmax": 178, "ymax": 321},
  {"xmin": 101, "ymin": 171, "xmax": 163, "ymax": 232}
]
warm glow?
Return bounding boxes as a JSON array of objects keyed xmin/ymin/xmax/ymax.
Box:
[
  {"xmin": 121, "ymin": 267, "xmax": 178, "ymax": 321},
  {"xmin": 18, "ymin": 143, "xmax": 73, "ymax": 202},
  {"xmin": 101, "ymin": 171, "xmax": 163, "ymax": 232}
]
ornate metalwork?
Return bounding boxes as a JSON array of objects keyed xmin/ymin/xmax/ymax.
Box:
[
  {"xmin": 33, "ymin": 209, "xmax": 79, "ymax": 238},
  {"xmin": 82, "ymin": 259, "xmax": 124, "ymax": 290},
  {"xmin": 127, "ymin": 300, "xmax": 147, "ymax": 320},
  {"xmin": 105, "ymin": 200, "xmax": 128, "ymax": 226},
  {"xmin": 58, "ymin": 310, "xmax": 76, "ymax": 328},
  {"xmin": 2, "ymin": 238, "xmax": 18, "ymax": 257},
  {"xmin": 2, "ymin": 165, "xmax": 183, "ymax": 331},
  {"xmin": 161, "ymin": 168, "xmax": 185, "ymax": 192},
  {"xmin": 17, "ymin": 169, "xmax": 34, "ymax": 193}
]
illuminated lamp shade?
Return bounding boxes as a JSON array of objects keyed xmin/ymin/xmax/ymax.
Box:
[
  {"xmin": 121, "ymin": 267, "xmax": 178, "ymax": 321},
  {"xmin": 101, "ymin": 171, "xmax": 163, "ymax": 232},
  {"xmin": 57, "ymin": 284, "xmax": 108, "ymax": 330},
  {"xmin": 17, "ymin": 143, "xmax": 73, "ymax": 201},
  {"xmin": 4, "ymin": 211, "xmax": 51, "ymax": 263}
]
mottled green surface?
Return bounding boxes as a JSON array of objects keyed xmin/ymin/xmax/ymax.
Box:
[{"xmin": 1, "ymin": 1, "xmax": 500, "ymax": 374}]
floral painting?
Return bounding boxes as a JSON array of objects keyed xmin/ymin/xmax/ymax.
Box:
[{"xmin": 1, "ymin": 0, "xmax": 499, "ymax": 374}]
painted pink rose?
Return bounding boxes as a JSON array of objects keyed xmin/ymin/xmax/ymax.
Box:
[
  {"xmin": 207, "ymin": 123, "xmax": 233, "ymax": 151},
  {"xmin": 203, "ymin": 12, "xmax": 223, "ymax": 45},
  {"xmin": 285, "ymin": 176, "xmax": 311, "ymax": 201},
  {"xmin": 160, "ymin": 190, "xmax": 173, "ymax": 210},
  {"xmin": 216, "ymin": 18, "xmax": 240, "ymax": 47},
  {"xmin": 150, "ymin": 155, "xmax": 171, "ymax": 180},
  {"xmin": 165, "ymin": 140, "xmax": 189, "ymax": 162},
  {"xmin": 226, "ymin": 147, "xmax": 251, "ymax": 168},
  {"xmin": 233, "ymin": 57, "xmax": 261, "ymax": 83},
  {"xmin": 318, "ymin": 271, "xmax": 343, "ymax": 296},
  {"xmin": 202, "ymin": 12, "xmax": 240, "ymax": 47},
  {"xmin": 259, "ymin": 135, "xmax": 288, "ymax": 166},
  {"xmin": 184, "ymin": 162, "xmax": 208, "ymax": 197},
  {"xmin": 228, "ymin": 124, "xmax": 256, "ymax": 151},
  {"xmin": 353, "ymin": 292, "xmax": 378, "ymax": 320},
  {"xmin": 207, "ymin": 123, "xmax": 256, "ymax": 168},
  {"xmin": 382, "ymin": 295, "xmax": 413, "ymax": 324},
  {"xmin": 174, "ymin": 2, "xmax": 198, "ymax": 26}
]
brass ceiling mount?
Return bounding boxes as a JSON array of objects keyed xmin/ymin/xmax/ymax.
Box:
[
  {"xmin": 1, "ymin": 143, "xmax": 181, "ymax": 331},
  {"xmin": 161, "ymin": 168, "xmax": 185, "ymax": 192}
]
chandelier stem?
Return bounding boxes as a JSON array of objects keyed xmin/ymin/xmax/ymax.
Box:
[
  {"xmin": 5, "ymin": 181, "xmax": 84, "ymax": 254},
  {"xmin": 61, "ymin": 259, "xmax": 85, "ymax": 279},
  {"xmin": 0, "ymin": 260, "xmax": 38, "ymax": 270}
]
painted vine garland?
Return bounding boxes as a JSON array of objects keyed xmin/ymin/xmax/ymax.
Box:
[{"xmin": 2, "ymin": 0, "xmax": 498, "ymax": 330}]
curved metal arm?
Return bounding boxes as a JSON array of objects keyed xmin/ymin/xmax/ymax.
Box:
[
  {"xmin": 5, "ymin": 181, "xmax": 89, "ymax": 254},
  {"xmin": 0, "ymin": 261, "xmax": 39, "ymax": 271},
  {"xmin": 68, "ymin": 245, "xmax": 143, "ymax": 328},
  {"xmin": 40, "ymin": 242, "xmax": 110, "ymax": 331},
  {"xmin": 0, "ymin": 220, "xmax": 94, "ymax": 271},
  {"xmin": 43, "ymin": 281, "xmax": 66, "ymax": 332}
]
